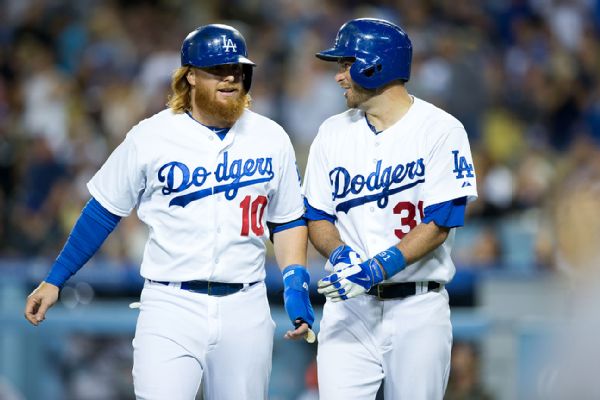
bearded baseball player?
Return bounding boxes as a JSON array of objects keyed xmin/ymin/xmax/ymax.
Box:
[
  {"xmin": 24, "ymin": 24, "xmax": 315, "ymax": 400},
  {"xmin": 303, "ymin": 18, "xmax": 478, "ymax": 399}
]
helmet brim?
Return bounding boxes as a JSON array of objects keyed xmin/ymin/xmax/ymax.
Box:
[
  {"xmin": 315, "ymin": 48, "xmax": 355, "ymax": 62},
  {"xmin": 236, "ymin": 56, "xmax": 256, "ymax": 66},
  {"xmin": 185, "ymin": 55, "xmax": 256, "ymax": 68}
]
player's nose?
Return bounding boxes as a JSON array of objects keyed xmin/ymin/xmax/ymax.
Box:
[
  {"xmin": 222, "ymin": 65, "xmax": 243, "ymax": 81},
  {"xmin": 335, "ymin": 71, "xmax": 347, "ymax": 85}
]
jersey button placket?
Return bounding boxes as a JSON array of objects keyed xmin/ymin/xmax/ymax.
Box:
[
  {"xmin": 212, "ymin": 148, "xmax": 223, "ymax": 276},
  {"xmin": 368, "ymin": 137, "xmax": 383, "ymax": 252},
  {"xmin": 213, "ymin": 194, "xmax": 222, "ymax": 270}
]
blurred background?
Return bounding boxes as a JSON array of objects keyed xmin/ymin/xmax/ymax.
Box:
[{"xmin": 1, "ymin": 0, "xmax": 600, "ymax": 399}]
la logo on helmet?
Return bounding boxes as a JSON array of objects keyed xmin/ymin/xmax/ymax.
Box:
[{"xmin": 221, "ymin": 35, "xmax": 237, "ymax": 52}]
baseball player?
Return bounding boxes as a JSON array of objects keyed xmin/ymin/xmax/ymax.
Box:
[
  {"xmin": 303, "ymin": 18, "xmax": 478, "ymax": 399},
  {"xmin": 24, "ymin": 24, "xmax": 315, "ymax": 400}
]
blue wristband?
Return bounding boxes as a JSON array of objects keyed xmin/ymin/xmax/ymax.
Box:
[
  {"xmin": 282, "ymin": 264, "xmax": 315, "ymax": 328},
  {"xmin": 372, "ymin": 246, "xmax": 407, "ymax": 279}
]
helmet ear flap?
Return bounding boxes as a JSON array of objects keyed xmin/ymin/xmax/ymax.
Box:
[
  {"xmin": 242, "ymin": 64, "xmax": 253, "ymax": 92},
  {"xmin": 349, "ymin": 55, "xmax": 384, "ymax": 89}
]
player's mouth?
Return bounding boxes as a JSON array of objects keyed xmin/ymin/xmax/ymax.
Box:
[{"xmin": 217, "ymin": 87, "xmax": 239, "ymax": 97}]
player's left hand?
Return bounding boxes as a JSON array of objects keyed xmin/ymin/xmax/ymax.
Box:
[
  {"xmin": 282, "ymin": 265, "xmax": 315, "ymax": 340},
  {"xmin": 317, "ymin": 258, "xmax": 385, "ymax": 301},
  {"xmin": 326, "ymin": 244, "xmax": 362, "ymax": 271}
]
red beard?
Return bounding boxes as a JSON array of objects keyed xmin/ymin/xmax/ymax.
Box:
[{"xmin": 193, "ymin": 84, "xmax": 247, "ymax": 126}]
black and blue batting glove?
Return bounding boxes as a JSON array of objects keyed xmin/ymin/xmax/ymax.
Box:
[
  {"xmin": 282, "ymin": 264, "xmax": 315, "ymax": 328},
  {"xmin": 318, "ymin": 246, "xmax": 407, "ymax": 301}
]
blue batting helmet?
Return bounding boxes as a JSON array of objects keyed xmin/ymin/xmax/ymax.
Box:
[
  {"xmin": 181, "ymin": 24, "xmax": 256, "ymax": 92},
  {"xmin": 316, "ymin": 18, "xmax": 412, "ymax": 89}
]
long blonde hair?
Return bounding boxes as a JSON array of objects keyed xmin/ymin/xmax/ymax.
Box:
[{"xmin": 167, "ymin": 66, "xmax": 192, "ymax": 113}]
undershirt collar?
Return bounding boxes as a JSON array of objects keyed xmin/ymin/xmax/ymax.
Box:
[{"xmin": 186, "ymin": 111, "xmax": 231, "ymax": 140}]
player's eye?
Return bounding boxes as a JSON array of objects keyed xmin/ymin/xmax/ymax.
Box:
[
  {"xmin": 204, "ymin": 65, "xmax": 242, "ymax": 77},
  {"xmin": 337, "ymin": 59, "xmax": 353, "ymax": 72}
]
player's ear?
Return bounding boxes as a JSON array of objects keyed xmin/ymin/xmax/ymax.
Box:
[{"xmin": 186, "ymin": 68, "xmax": 196, "ymax": 86}]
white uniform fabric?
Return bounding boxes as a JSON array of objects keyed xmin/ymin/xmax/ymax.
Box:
[
  {"xmin": 303, "ymin": 97, "xmax": 477, "ymax": 400},
  {"xmin": 133, "ymin": 281, "xmax": 274, "ymax": 400},
  {"xmin": 88, "ymin": 108, "xmax": 304, "ymax": 399},
  {"xmin": 88, "ymin": 108, "xmax": 304, "ymax": 283},
  {"xmin": 317, "ymin": 290, "xmax": 452, "ymax": 400}
]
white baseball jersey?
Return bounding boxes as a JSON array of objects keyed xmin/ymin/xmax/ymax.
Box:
[
  {"xmin": 88, "ymin": 108, "xmax": 304, "ymax": 283},
  {"xmin": 303, "ymin": 96, "xmax": 477, "ymax": 283}
]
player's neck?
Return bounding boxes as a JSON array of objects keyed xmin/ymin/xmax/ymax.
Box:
[
  {"xmin": 362, "ymin": 86, "xmax": 413, "ymax": 132},
  {"xmin": 190, "ymin": 108, "xmax": 233, "ymax": 129}
]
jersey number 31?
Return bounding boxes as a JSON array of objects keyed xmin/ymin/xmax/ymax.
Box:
[{"xmin": 394, "ymin": 201, "xmax": 424, "ymax": 239}]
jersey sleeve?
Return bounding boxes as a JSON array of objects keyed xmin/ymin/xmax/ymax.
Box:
[
  {"xmin": 87, "ymin": 131, "xmax": 146, "ymax": 217},
  {"xmin": 422, "ymin": 126, "xmax": 478, "ymax": 209},
  {"xmin": 302, "ymin": 131, "xmax": 335, "ymax": 215},
  {"xmin": 266, "ymin": 136, "xmax": 304, "ymax": 223}
]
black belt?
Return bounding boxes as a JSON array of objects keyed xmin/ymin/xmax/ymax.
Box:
[
  {"xmin": 148, "ymin": 280, "xmax": 260, "ymax": 297},
  {"xmin": 367, "ymin": 281, "xmax": 442, "ymax": 300}
]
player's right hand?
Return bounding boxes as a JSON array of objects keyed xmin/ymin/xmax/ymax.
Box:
[
  {"xmin": 325, "ymin": 244, "xmax": 362, "ymax": 271},
  {"xmin": 24, "ymin": 281, "xmax": 60, "ymax": 326}
]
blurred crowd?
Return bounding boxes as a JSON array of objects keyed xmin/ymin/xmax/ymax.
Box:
[
  {"xmin": 2, "ymin": 1, "xmax": 599, "ymax": 399},
  {"xmin": 1, "ymin": 0, "xmax": 599, "ymax": 290}
]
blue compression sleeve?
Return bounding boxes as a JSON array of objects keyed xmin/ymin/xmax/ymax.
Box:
[
  {"xmin": 303, "ymin": 199, "xmax": 336, "ymax": 223},
  {"xmin": 422, "ymin": 197, "xmax": 467, "ymax": 228},
  {"xmin": 45, "ymin": 198, "xmax": 121, "ymax": 288}
]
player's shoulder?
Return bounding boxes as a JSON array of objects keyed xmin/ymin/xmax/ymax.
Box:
[
  {"xmin": 238, "ymin": 108, "xmax": 290, "ymax": 141},
  {"xmin": 320, "ymin": 108, "xmax": 361, "ymax": 130},
  {"xmin": 413, "ymin": 97, "xmax": 465, "ymax": 133},
  {"xmin": 414, "ymin": 97, "xmax": 466, "ymax": 140},
  {"xmin": 314, "ymin": 109, "xmax": 362, "ymax": 141},
  {"xmin": 126, "ymin": 108, "xmax": 184, "ymax": 140}
]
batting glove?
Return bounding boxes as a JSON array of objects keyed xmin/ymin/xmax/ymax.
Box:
[
  {"xmin": 282, "ymin": 265, "xmax": 315, "ymax": 328},
  {"xmin": 318, "ymin": 246, "xmax": 407, "ymax": 302},
  {"xmin": 325, "ymin": 244, "xmax": 362, "ymax": 271}
]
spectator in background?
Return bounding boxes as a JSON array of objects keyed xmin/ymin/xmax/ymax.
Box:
[
  {"xmin": 445, "ymin": 341, "xmax": 494, "ymax": 400},
  {"xmin": 9, "ymin": 136, "xmax": 69, "ymax": 256}
]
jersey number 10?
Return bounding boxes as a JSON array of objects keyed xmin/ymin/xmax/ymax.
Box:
[{"xmin": 239, "ymin": 195, "xmax": 268, "ymax": 236}]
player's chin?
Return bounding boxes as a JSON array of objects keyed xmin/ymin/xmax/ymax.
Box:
[{"xmin": 345, "ymin": 93, "xmax": 360, "ymax": 108}]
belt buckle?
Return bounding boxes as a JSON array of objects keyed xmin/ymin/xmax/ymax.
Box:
[
  {"xmin": 207, "ymin": 282, "xmax": 232, "ymax": 297},
  {"xmin": 375, "ymin": 284, "xmax": 384, "ymax": 300}
]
